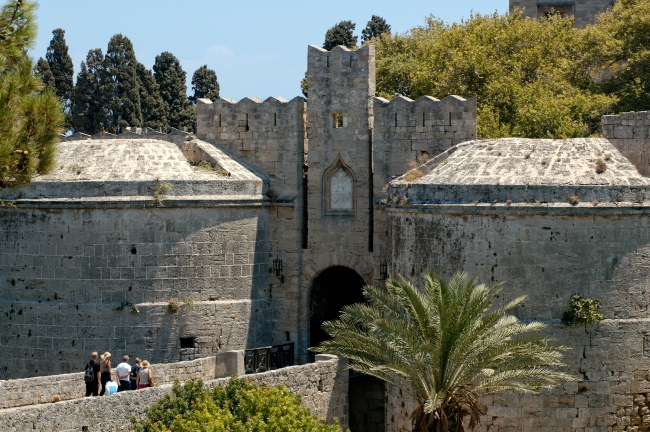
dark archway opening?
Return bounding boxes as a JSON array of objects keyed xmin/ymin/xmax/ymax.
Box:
[
  {"xmin": 309, "ymin": 266, "xmax": 366, "ymax": 350},
  {"xmin": 309, "ymin": 266, "xmax": 385, "ymax": 432}
]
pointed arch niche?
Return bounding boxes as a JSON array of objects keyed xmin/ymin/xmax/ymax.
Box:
[{"xmin": 323, "ymin": 156, "xmax": 356, "ymax": 216}]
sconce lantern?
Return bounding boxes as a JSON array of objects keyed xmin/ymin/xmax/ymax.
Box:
[
  {"xmin": 273, "ymin": 255, "xmax": 284, "ymax": 283},
  {"xmin": 380, "ymin": 260, "xmax": 388, "ymax": 280}
]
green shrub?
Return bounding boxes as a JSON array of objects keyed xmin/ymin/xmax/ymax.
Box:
[
  {"xmin": 132, "ymin": 377, "xmax": 345, "ymax": 432},
  {"xmin": 562, "ymin": 294, "xmax": 603, "ymax": 326}
]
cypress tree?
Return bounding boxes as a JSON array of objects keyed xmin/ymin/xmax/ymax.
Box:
[
  {"xmin": 323, "ymin": 21, "xmax": 357, "ymax": 50},
  {"xmin": 45, "ymin": 28, "xmax": 74, "ymax": 112},
  {"xmin": 70, "ymin": 49, "xmax": 107, "ymax": 134},
  {"xmin": 104, "ymin": 34, "xmax": 141, "ymax": 133},
  {"xmin": 34, "ymin": 57, "xmax": 55, "ymax": 91},
  {"xmin": 136, "ymin": 62, "xmax": 167, "ymax": 130},
  {"xmin": 361, "ymin": 15, "xmax": 391, "ymax": 43},
  {"xmin": 189, "ymin": 65, "xmax": 219, "ymax": 105},
  {"xmin": 153, "ymin": 51, "xmax": 193, "ymax": 131}
]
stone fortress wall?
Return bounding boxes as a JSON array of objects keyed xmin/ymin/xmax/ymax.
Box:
[
  {"xmin": 0, "ymin": 135, "xmax": 274, "ymax": 380},
  {"xmin": 196, "ymin": 96, "xmax": 309, "ymax": 351},
  {"xmin": 603, "ymin": 111, "xmax": 650, "ymax": 176},
  {"xmin": 509, "ymin": 0, "xmax": 614, "ymax": 27},
  {"xmin": 0, "ymin": 354, "xmax": 348, "ymax": 432},
  {"xmin": 373, "ymin": 94, "xmax": 477, "ymax": 196}
]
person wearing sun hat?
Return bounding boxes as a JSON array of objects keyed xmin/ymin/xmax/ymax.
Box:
[{"xmin": 136, "ymin": 360, "xmax": 154, "ymax": 389}]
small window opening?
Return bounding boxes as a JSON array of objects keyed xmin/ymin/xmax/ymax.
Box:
[
  {"xmin": 349, "ymin": 56, "xmax": 352, "ymax": 68},
  {"xmin": 285, "ymin": 331, "xmax": 290, "ymax": 341},
  {"xmin": 245, "ymin": 113, "xmax": 249, "ymax": 131},
  {"xmin": 422, "ymin": 112, "xmax": 426, "ymax": 127},
  {"xmin": 274, "ymin": 112, "xmax": 277, "ymax": 126},
  {"xmin": 394, "ymin": 113, "xmax": 398, "ymax": 127},
  {"xmin": 333, "ymin": 112, "xmax": 344, "ymax": 128},
  {"xmin": 318, "ymin": 379, "xmax": 323, "ymax": 392},
  {"xmin": 180, "ymin": 337, "xmax": 195, "ymax": 348},
  {"xmin": 538, "ymin": 4, "xmax": 573, "ymax": 18},
  {"xmin": 130, "ymin": 247, "xmax": 137, "ymax": 255},
  {"xmin": 326, "ymin": 56, "xmax": 329, "ymax": 68},
  {"xmin": 449, "ymin": 112, "xmax": 452, "ymax": 126},
  {"xmin": 218, "ymin": 113, "xmax": 222, "ymax": 128}
]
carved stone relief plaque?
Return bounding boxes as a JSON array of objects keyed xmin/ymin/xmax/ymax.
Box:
[{"xmin": 330, "ymin": 168, "xmax": 353, "ymax": 210}]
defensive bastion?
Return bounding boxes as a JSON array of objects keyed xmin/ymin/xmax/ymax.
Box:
[{"xmin": 2, "ymin": 43, "xmax": 650, "ymax": 431}]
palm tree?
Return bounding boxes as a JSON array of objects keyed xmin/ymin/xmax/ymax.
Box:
[{"xmin": 312, "ymin": 271, "xmax": 577, "ymax": 432}]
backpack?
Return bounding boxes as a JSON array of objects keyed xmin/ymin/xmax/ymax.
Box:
[
  {"xmin": 130, "ymin": 364, "xmax": 141, "ymax": 381},
  {"xmin": 84, "ymin": 362, "xmax": 95, "ymax": 383}
]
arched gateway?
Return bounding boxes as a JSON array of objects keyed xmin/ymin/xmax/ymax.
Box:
[{"xmin": 309, "ymin": 266, "xmax": 386, "ymax": 432}]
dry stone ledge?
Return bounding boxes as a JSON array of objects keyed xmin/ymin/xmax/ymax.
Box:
[
  {"xmin": 0, "ymin": 356, "xmax": 216, "ymax": 410},
  {"xmin": 0, "ymin": 355, "xmax": 348, "ymax": 432},
  {"xmin": 389, "ymin": 137, "xmax": 650, "ymax": 205},
  {"xmin": 0, "ymin": 138, "xmax": 264, "ymax": 201}
]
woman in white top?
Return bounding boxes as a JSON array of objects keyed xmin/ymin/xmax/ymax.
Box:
[{"xmin": 136, "ymin": 360, "xmax": 154, "ymax": 389}]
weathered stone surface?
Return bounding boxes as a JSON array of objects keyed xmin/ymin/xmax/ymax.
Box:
[
  {"xmin": 0, "ymin": 356, "xmax": 348, "ymax": 431},
  {"xmin": 390, "ymin": 137, "xmax": 650, "ymax": 205}
]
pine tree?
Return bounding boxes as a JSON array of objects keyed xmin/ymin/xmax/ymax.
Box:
[
  {"xmin": 45, "ymin": 28, "xmax": 74, "ymax": 113},
  {"xmin": 0, "ymin": 0, "xmax": 64, "ymax": 188},
  {"xmin": 189, "ymin": 65, "xmax": 219, "ymax": 105},
  {"xmin": 136, "ymin": 62, "xmax": 167, "ymax": 130},
  {"xmin": 104, "ymin": 34, "xmax": 141, "ymax": 133},
  {"xmin": 153, "ymin": 51, "xmax": 193, "ymax": 131},
  {"xmin": 34, "ymin": 57, "xmax": 55, "ymax": 91},
  {"xmin": 323, "ymin": 21, "xmax": 357, "ymax": 50},
  {"xmin": 361, "ymin": 15, "xmax": 391, "ymax": 43},
  {"xmin": 70, "ymin": 49, "xmax": 107, "ymax": 134}
]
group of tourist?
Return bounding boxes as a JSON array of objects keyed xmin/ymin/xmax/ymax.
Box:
[{"xmin": 83, "ymin": 351, "xmax": 155, "ymax": 397}]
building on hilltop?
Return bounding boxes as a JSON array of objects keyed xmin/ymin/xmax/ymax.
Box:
[
  {"xmin": 3, "ymin": 43, "xmax": 650, "ymax": 431},
  {"xmin": 510, "ymin": 0, "xmax": 615, "ymax": 27}
]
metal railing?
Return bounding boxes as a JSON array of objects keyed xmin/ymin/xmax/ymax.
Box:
[{"xmin": 244, "ymin": 342, "xmax": 294, "ymax": 374}]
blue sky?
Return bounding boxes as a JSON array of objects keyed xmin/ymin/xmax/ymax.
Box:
[{"xmin": 32, "ymin": 1, "xmax": 507, "ymax": 101}]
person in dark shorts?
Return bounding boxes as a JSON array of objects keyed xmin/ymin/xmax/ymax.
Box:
[
  {"xmin": 84, "ymin": 351, "xmax": 100, "ymax": 397},
  {"xmin": 99, "ymin": 351, "xmax": 112, "ymax": 396},
  {"xmin": 130, "ymin": 358, "xmax": 142, "ymax": 390}
]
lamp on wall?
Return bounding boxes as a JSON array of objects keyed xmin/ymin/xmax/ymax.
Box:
[
  {"xmin": 380, "ymin": 260, "xmax": 388, "ymax": 280},
  {"xmin": 273, "ymin": 255, "xmax": 284, "ymax": 283}
]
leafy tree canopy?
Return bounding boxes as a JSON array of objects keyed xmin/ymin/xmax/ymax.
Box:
[
  {"xmin": 313, "ymin": 271, "xmax": 576, "ymax": 432},
  {"xmin": 361, "ymin": 15, "xmax": 391, "ymax": 43},
  {"xmin": 153, "ymin": 51, "xmax": 193, "ymax": 131},
  {"xmin": 45, "ymin": 28, "xmax": 73, "ymax": 112},
  {"xmin": 0, "ymin": 0, "xmax": 64, "ymax": 188},
  {"xmin": 323, "ymin": 20, "xmax": 357, "ymax": 50},
  {"xmin": 132, "ymin": 378, "xmax": 344, "ymax": 432},
  {"xmin": 373, "ymin": 10, "xmax": 614, "ymax": 139},
  {"xmin": 585, "ymin": 0, "xmax": 650, "ymax": 113},
  {"xmin": 189, "ymin": 64, "xmax": 219, "ymax": 105}
]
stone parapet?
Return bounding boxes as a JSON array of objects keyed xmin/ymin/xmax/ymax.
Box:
[
  {"xmin": 0, "ymin": 355, "xmax": 348, "ymax": 432},
  {"xmin": 603, "ymin": 111, "xmax": 650, "ymax": 176},
  {"xmin": 0, "ymin": 356, "xmax": 216, "ymax": 410}
]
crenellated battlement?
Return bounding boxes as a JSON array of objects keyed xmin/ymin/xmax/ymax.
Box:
[
  {"xmin": 307, "ymin": 44, "xmax": 374, "ymax": 73},
  {"xmin": 372, "ymin": 94, "xmax": 477, "ymax": 196},
  {"xmin": 197, "ymin": 96, "xmax": 305, "ymax": 138}
]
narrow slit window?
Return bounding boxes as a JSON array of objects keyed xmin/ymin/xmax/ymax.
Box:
[
  {"xmin": 422, "ymin": 113, "xmax": 426, "ymax": 127},
  {"xmin": 274, "ymin": 113, "xmax": 277, "ymax": 126},
  {"xmin": 394, "ymin": 113, "xmax": 398, "ymax": 127},
  {"xmin": 180, "ymin": 337, "xmax": 195, "ymax": 349},
  {"xmin": 245, "ymin": 113, "xmax": 249, "ymax": 131},
  {"xmin": 349, "ymin": 56, "xmax": 352, "ymax": 68},
  {"xmin": 326, "ymin": 56, "xmax": 329, "ymax": 68},
  {"xmin": 333, "ymin": 112, "xmax": 344, "ymax": 128},
  {"xmin": 449, "ymin": 112, "xmax": 452, "ymax": 126},
  {"xmin": 218, "ymin": 113, "xmax": 222, "ymax": 128}
]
